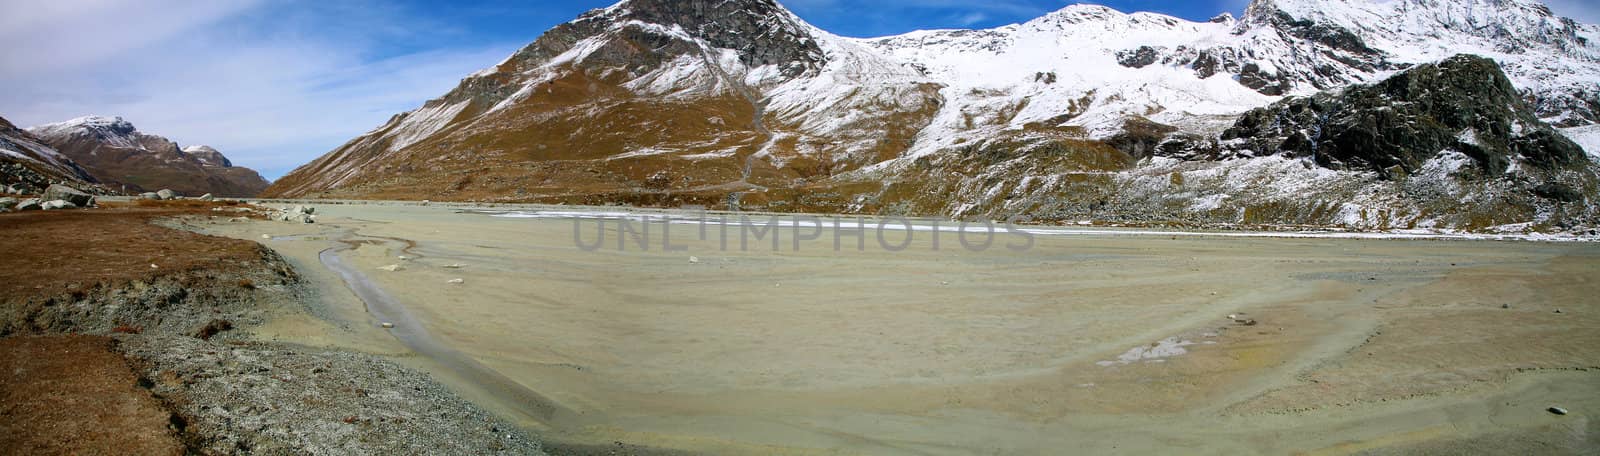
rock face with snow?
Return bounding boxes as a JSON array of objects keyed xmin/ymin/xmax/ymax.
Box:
[
  {"xmin": 0, "ymin": 116, "xmax": 99, "ymax": 192},
  {"xmin": 28, "ymin": 116, "xmax": 270, "ymax": 197},
  {"xmin": 266, "ymin": 0, "xmax": 1600, "ymax": 231},
  {"xmin": 1215, "ymin": 55, "xmax": 1588, "ymax": 176}
]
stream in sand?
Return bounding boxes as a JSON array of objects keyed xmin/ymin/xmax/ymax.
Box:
[
  {"xmin": 224, "ymin": 203, "xmax": 1600, "ymax": 454},
  {"xmin": 314, "ymin": 233, "xmax": 573, "ymax": 424}
]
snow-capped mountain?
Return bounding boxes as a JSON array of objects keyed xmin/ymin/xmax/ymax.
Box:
[
  {"xmin": 29, "ymin": 116, "xmax": 270, "ymax": 197},
  {"xmin": 0, "ymin": 116, "xmax": 99, "ymax": 191},
  {"xmin": 267, "ymin": 0, "xmax": 1600, "ymax": 232}
]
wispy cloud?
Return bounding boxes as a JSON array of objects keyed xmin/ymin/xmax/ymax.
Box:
[
  {"xmin": 0, "ymin": 0, "xmax": 524, "ymax": 179},
  {"xmin": 956, "ymin": 12, "xmax": 991, "ymax": 27}
]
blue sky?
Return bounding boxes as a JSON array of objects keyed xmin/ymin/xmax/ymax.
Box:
[{"xmin": 1, "ymin": 0, "xmax": 1596, "ymax": 181}]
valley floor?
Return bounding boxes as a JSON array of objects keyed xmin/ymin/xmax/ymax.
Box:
[{"xmin": 193, "ymin": 202, "xmax": 1599, "ymax": 454}]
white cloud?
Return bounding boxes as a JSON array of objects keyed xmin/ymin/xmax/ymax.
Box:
[{"xmin": 0, "ymin": 0, "xmax": 523, "ymax": 180}]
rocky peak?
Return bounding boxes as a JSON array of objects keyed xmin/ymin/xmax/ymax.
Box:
[
  {"xmin": 30, "ymin": 116, "xmax": 141, "ymax": 146},
  {"xmin": 585, "ymin": 0, "xmax": 825, "ymax": 76},
  {"xmin": 182, "ymin": 145, "xmax": 232, "ymax": 167},
  {"xmin": 26, "ymin": 116, "xmax": 270, "ymax": 197}
]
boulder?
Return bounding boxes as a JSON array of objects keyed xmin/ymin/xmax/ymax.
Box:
[
  {"xmin": 156, "ymin": 189, "xmax": 178, "ymax": 200},
  {"xmin": 14, "ymin": 198, "xmax": 41, "ymax": 211},
  {"xmin": 41, "ymin": 199, "xmax": 78, "ymax": 210},
  {"xmin": 139, "ymin": 192, "xmax": 161, "ymax": 200},
  {"xmin": 42, "ymin": 184, "xmax": 94, "ymax": 207},
  {"xmin": 199, "ymin": 193, "xmax": 215, "ymax": 201},
  {"xmin": 0, "ymin": 197, "xmax": 16, "ymax": 211}
]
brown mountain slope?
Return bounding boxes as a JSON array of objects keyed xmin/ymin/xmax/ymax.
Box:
[
  {"xmin": 28, "ymin": 116, "xmax": 270, "ymax": 197},
  {"xmin": 262, "ymin": 0, "xmax": 946, "ymax": 209}
]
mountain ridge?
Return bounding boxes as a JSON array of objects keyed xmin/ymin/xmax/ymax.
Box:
[
  {"xmin": 29, "ymin": 116, "xmax": 271, "ymax": 197},
  {"xmin": 264, "ymin": 0, "xmax": 1600, "ymax": 232}
]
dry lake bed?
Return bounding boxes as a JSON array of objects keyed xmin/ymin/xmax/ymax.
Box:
[{"xmin": 197, "ymin": 202, "xmax": 1600, "ymax": 455}]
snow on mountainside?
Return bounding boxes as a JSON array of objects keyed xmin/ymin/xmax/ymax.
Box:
[
  {"xmin": 266, "ymin": 0, "xmax": 1600, "ymax": 232},
  {"xmin": 0, "ymin": 116, "xmax": 99, "ymax": 190},
  {"xmin": 28, "ymin": 116, "xmax": 271, "ymax": 197}
]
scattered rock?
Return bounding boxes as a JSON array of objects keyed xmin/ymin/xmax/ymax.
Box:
[
  {"xmin": 14, "ymin": 198, "xmax": 41, "ymax": 211},
  {"xmin": 1549, "ymin": 406, "xmax": 1569, "ymax": 415},
  {"xmin": 420, "ymin": 200, "xmax": 430, "ymax": 206},
  {"xmin": 378, "ymin": 264, "xmax": 404, "ymax": 272},
  {"xmin": 269, "ymin": 205, "xmax": 317, "ymax": 224},
  {"xmin": 1555, "ymin": 309, "xmax": 1563, "ymax": 314},
  {"xmin": 1235, "ymin": 318, "xmax": 1259, "ymax": 326},
  {"xmin": 140, "ymin": 192, "xmax": 161, "ymax": 200},
  {"xmin": 1502, "ymin": 303, "xmax": 1511, "ymax": 309},
  {"xmin": 688, "ymin": 256, "xmax": 700, "ymax": 264},
  {"xmin": 0, "ymin": 196, "xmax": 16, "ymax": 211},
  {"xmin": 199, "ymin": 193, "xmax": 215, "ymax": 201},
  {"xmin": 192, "ymin": 319, "xmax": 234, "ymax": 340},
  {"xmin": 447, "ymin": 278, "xmax": 465, "ymax": 284},
  {"xmin": 442, "ymin": 263, "xmax": 464, "ymax": 269},
  {"xmin": 42, "ymin": 184, "xmax": 94, "ymax": 207},
  {"xmin": 398, "ymin": 255, "xmax": 410, "ymax": 261},
  {"xmin": 40, "ymin": 199, "xmax": 78, "ymax": 210},
  {"xmin": 156, "ymin": 189, "xmax": 179, "ymax": 200}
]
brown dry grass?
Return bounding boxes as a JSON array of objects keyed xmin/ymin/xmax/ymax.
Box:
[
  {"xmin": 0, "ymin": 203, "xmax": 264, "ymax": 303},
  {"xmin": 0, "ymin": 335, "xmax": 184, "ymax": 455}
]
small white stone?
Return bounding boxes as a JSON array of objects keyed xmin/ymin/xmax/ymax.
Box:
[
  {"xmin": 447, "ymin": 278, "xmax": 464, "ymax": 284},
  {"xmin": 150, "ymin": 264, "xmax": 159, "ymax": 269},
  {"xmin": 378, "ymin": 264, "xmax": 404, "ymax": 272},
  {"xmin": 261, "ymin": 234, "xmax": 272, "ymax": 239},
  {"xmin": 688, "ymin": 256, "xmax": 700, "ymax": 264},
  {"xmin": 442, "ymin": 263, "xmax": 464, "ymax": 269},
  {"xmin": 381, "ymin": 322, "xmax": 394, "ymax": 329}
]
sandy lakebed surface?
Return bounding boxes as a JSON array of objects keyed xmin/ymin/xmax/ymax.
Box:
[{"xmin": 186, "ymin": 201, "xmax": 1600, "ymax": 455}]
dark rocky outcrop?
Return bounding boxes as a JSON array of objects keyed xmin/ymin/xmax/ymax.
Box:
[{"xmin": 1219, "ymin": 55, "xmax": 1588, "ymax": 176}]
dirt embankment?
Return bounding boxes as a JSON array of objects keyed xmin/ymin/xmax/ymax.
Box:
[
  {"xmin": 0, "ymin": 203, "xmax": 545, "ymax": 455},
  {"xmin": 0, "ymin": 202, "xmax": 297, "ymax": 337}
]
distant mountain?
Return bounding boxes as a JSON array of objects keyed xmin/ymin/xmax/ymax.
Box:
[
  {"xmin": 266, "ymin": 0, "xmax": 1600, "ymax": 232},
  {"xmin": 0, "ymin": 116, "xmax": 100, "ymax": 192},
  {"xmin": 29, "ymin": 116, "xmax": 270, "ymax": 197}
]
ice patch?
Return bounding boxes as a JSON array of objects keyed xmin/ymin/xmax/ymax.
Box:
[{"xmin": 1099, "ymin": 337, "xmax": 1194, "ymax": 366}]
